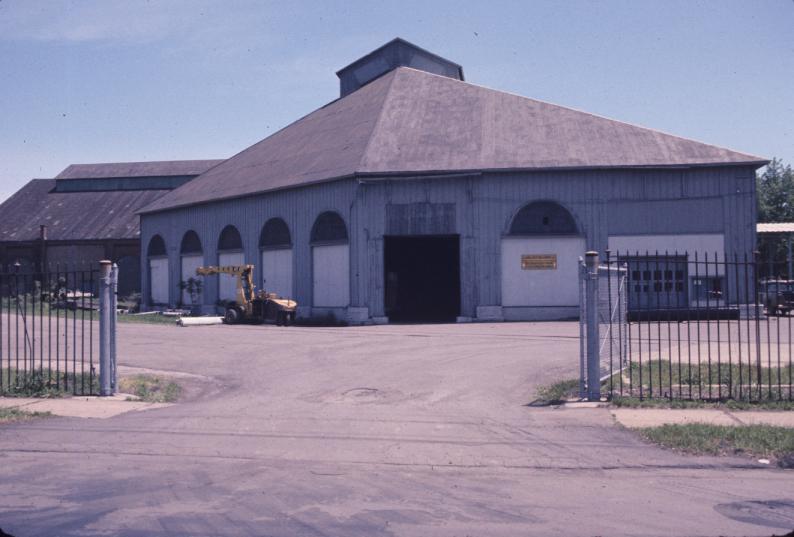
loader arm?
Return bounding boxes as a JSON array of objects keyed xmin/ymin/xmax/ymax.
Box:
[{"xmin": 195, "ymin": 265, "xmax": 256, "ymax": 308}]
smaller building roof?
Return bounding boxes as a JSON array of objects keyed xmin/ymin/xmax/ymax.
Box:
[
  {"xmin": 0, "ymin": 179, "xmax": 164, "ymax": 242},
  {"xmin": 56, "ymin": 159, "xmax": 224, "ymax": 180},
  {"xmin": 757, "ymin": 223, "xmax": 794, "ymax": 234}
]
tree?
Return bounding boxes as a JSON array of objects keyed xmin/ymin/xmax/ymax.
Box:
[
  {"xmin": 757, "ymin": 159, "xmax": 794, "ymax": 276},
  {"xmin": 757, "ymin": 158, "xmax": 794, "ymax": 222}
]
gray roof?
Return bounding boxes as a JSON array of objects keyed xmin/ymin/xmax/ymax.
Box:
[
  {"xmin": 56, "ymin": 159, "xmax": 224, "ymax": 180},
  {"xmin": 142, "ymin": 67, "xmax": 767, "ymax": 214},
  {"xmin": 0, "ymin": 179, "xmax": 164, "ymax": 242}
]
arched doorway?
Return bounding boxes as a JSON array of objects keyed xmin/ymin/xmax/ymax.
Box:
[
  {"xmin": 147, "ymin": 235, "xmax": 169, "ymax": 305},
  {"xmin": 217, "ymin": 225, "xmax": 244, "ymax": 302},
  {"xmin": 310, "ymin": 212, "xmax": 349, "ymax": 307},
  {"xmin": 259, "ymin": 218, "xmax": 293, "ymax": 298},
  {"xmin": 501, "ymin": 201, "xmax": 584, "ymax": 313},
  {"xmin": 180, "ymin": 230, "xmax": 204, "ymax": 307}
]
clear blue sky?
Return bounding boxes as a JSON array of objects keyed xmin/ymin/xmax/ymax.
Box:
[{"xmin": 0, "ymin": 0, "xmax": 791, "ymax": 202}]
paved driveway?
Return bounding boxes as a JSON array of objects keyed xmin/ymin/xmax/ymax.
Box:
[{"xmin": 0, "ymin": 322, "xmax": 792, "ymax": 536}]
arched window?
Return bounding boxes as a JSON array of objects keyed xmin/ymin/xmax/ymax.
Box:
[
  {"xmin": 310, "ymin": 211, "xmax": 348, "ymax": 244},
  {"xmin": 508, "ymin": 201, "xmax": 578, "ymax": 235},
  {"xmin": 180, "ymin": 230, "xmax": 203, "ymax": 254},
  {"xmin": 217, "ymin": 225, "xmax": 243, "ymax": 251},
  {"xmin": 147, "ymin": 235, "xmax": 167, "ymax": 257},
  {"xmin": 259, "ymin": 218, "xmax": 292, "ymax": 250}
]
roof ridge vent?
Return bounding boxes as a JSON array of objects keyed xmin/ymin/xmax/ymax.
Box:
[{"xmin": 336, "ymin": 38, "xmax": 463, "ymax": 97}]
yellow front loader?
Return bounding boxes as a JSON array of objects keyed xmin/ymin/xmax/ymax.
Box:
[{"xmin": 195, "ymin": 264, "xmax": 297, "ymax": 325}]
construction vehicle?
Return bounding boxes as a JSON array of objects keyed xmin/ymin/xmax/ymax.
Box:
[{"xmin": 195, "ymin": 264, "xmax": 297, "ymax": 325}]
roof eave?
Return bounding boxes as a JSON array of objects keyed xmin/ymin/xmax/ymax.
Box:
[{"xmin": 139, "ymin": 159, "xmax": 766, "ymax": 216}]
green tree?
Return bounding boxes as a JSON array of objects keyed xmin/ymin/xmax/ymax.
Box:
[
  {"xmin": 757, "ymin": 158, "xmax": 794, "ymax": 222},
  {"xmin": 757, "ymin": 159, "xmax": 794, "ymax": 276}
]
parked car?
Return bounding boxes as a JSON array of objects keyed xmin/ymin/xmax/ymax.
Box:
[{"xmin": 759, "ymin": 279, "xmax": 794, "ymax": 315}]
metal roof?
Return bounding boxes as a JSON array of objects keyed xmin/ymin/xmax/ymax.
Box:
[
  {"xmin": 757, "ymin": 223, "xmax": 794, "ymax": 233},
  {"xmin": 0, "ymin": 179, "xmax": 164, "ymax": 242},
  {"xmin": 56, "ymin": 159, "xmax": 224, "ymax": 180},
  {"xmin": 142, "ymin": 67, "xmax": 768, "ymax": 214}
]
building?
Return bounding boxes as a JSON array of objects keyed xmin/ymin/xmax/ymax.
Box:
[
  {"xmin": 0, "ymin": 159, "xmax": 222, "ymax": 296},
  {"xmin": 139, "ymin": 38, "xmax": 767, "ymax": 322}
]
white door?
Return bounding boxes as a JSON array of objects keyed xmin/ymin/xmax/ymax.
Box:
[
  {"xmin": 501, "ymin": 237, "xmax": 586, "ymax": 306},
  {"xmin": 261, "ymin": 249, "xmax": 293, "ymax": 298},
  {"xmin": 149, "ymin": 257, "xmax": 170, "ymax": 305},
  {"xmin": 312, "ymin": 244, "xmax": 349, "ymax": 307},
  {"xmin": 180, "ymin": 255, "xmax": 204, "ymax": 305},
  {"xmin": 218, "ymin": 251, "xmax": 245, "ymax": 302}
]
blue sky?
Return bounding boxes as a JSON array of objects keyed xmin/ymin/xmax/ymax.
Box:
[{"xmin": 0, "ymin": 0, "xmax": 791, "ymax": 202}]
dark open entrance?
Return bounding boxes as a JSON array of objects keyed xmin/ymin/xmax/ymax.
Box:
[{"xmin": 384, "ymin": 235, "xmax": 461, "ymax": 322}]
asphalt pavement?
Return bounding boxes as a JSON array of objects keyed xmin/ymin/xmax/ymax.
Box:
[{"xmin": 0, "ymin": 321, "xmax": 792, "ymax": 537}]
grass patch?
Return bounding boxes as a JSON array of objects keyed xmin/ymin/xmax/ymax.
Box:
[
  {"xmin": 534, "ymin": 378, "xmax": 580, "ymax": 404},
  {"xmin": 118, "ymin": 374, "xmax": 182, "ymax": 403},
  {"xmin": 610, "ymin": 396, "xmax": 794, "ymax": 410},
  {"xmin": 639, "ymin": 423, "xmax": 794, "ymax": 465},
  {"xmin": 604, "ymin": 360, "xmax": 793, "ymax": 401},
  {"xmin": 0, "ymin": 407, "xmax": 52, "ymax": 424},
  {"xmin": 117, "ymin": 313, "xmax": 179, "ymax": 325},
  {"xmin": 0, "ymin": 368, "xmax": 97, "ymax": 397}
]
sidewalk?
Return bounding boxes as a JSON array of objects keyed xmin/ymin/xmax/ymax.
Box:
[
  {"xmin": 611, "ymin": 407, "xmax": 794, "ymax": 428},
  {"xmin": 0, "ymin": 395, "xmax": 171, "ymax": 419}
]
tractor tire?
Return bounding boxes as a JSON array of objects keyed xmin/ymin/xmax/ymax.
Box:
[{"xmin": 224, "ymin": 307, "xmax": 241, "ymax": 324}]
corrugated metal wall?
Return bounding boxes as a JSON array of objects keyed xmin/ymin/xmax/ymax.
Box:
[{"xmin": 140, "ymin": 165, "xmax": 757, "ymax": 319}]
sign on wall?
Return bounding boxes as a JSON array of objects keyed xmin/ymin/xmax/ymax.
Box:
[{"xmin": 521, "ymin": 254, "xmax": 557, "ymax": 270}]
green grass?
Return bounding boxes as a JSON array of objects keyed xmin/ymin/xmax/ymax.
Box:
[
  {"xmin": 117, "ymin": 313, "xmax": 179, "ymax": 325},
  {"xmin": 639, "ymin": 423, "xmax": 794, "ymax": 464},
  {"xmin": 534, "ymin": 378, "xmax": 580, "ymax": 404},
  {"xmin": 0, "ymin": 368, "xmax": 98, "ymax": 397},
  {"xmin": 604, "ymin": 360, "xmax": 793, "ymax": 401},
  {"xmin": 0, "ymin": 407, "xmax": 52, "ymax": 424},
  {"xmin": 610, "ymin": 396, "xmax": 794, "ymax": 410},
  {"xmin": 118, "ymin": 374, "xmax": 182, "ymax": 403}
]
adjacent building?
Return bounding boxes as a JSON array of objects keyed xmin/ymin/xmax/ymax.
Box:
[{"xmin": 0, "ymin": 159, "xmax": 222, "ymax": 296}]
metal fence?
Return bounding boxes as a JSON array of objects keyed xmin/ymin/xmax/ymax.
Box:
[
  {"xmin": 0, "ymin": 263, "xmax": 101, "ymax": 396},
  {"xmin": 583, "ymin": 251, "xmax": 794, "ymax": 402}
]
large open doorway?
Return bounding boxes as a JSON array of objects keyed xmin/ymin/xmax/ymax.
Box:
[{"xmin": 384, "ymin": 235, "xmax": 461, "ymax": 322}]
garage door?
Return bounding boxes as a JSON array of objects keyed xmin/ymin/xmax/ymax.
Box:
[
  {"xmin": 312, "ymin": 244, "xmax": 349, "ymax": 307},
  {"xmin": 149, "ymin": 257, "xmax": 169, "ymax": 305},
  {"xmin": 218, "ymin": 252, "xmax": 245, "ymax": 302},
  {"xmin": 501, "ymin": 237, "xmax": 585, "ymax": 307},
  {"xmin": 261, "ymin": 249, "xmax": 293, "ymax": 299}
]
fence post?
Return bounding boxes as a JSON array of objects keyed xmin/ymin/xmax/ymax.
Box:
[
  {"xmin": 99, "ymin": 260, "xmax": 113, "ymax": 396},
  {"xmin": 585, "ymin": 251, "xmax": 601, "ymax": 400},
  {"xmin": 110, "ymin": 263, "xmax": 118, "ymax": 392}
]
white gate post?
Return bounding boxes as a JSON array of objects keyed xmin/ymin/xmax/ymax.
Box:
[
  {"xmin": 110, "ymin": 263, "xmax": 118, "ymax": 392},
  {"xmin": 585, "ymin": 251, "xmax": 601, "ymax": 400},
  {"xmin": 99, "ymin": 260, "xmax": 113, "ymax": 396}
]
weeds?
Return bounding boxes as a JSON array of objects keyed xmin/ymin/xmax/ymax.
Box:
[
  {"xmin": 639, "ymin": 423, "xmax": 794, "ymax": 465},
  {"xmin": 118, "ymin": 374, "xmax": 182, "ymax": 403},
  {"xmin": 0, "ymin": 368, "xmax": 97, "ymax": 397},
  {"xmin": 0, "ymin": 407, "xmax": 52, "ymax": 424},
  {"xmin": 534, "ymin": 378, "xmax": 580, "ymax": 404}
]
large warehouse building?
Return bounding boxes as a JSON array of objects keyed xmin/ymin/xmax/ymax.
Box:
[{"xmin": 139, "ymin": 38, "xmax": 766, "ymax": 323}]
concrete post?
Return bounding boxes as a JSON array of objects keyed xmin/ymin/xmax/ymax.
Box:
[
  {"xmin": 585, "ymin": 251, "xmax": 600, "ymax": 401},
  {"xmin": 99, "ymin": 260, "xmax": 113, "ymax": 396},
  {"xmin": 110, "ymin": 263, "xmax": 118, "ymax": 392}
]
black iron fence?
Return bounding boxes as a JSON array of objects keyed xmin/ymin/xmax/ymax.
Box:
[
  {"xmin": 595, "ymin": 251, "xmax": 793, "ymax": 402},
  {"xmin": 0, "ymin": 263, "xmax": 100, "ymax": 396}
]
